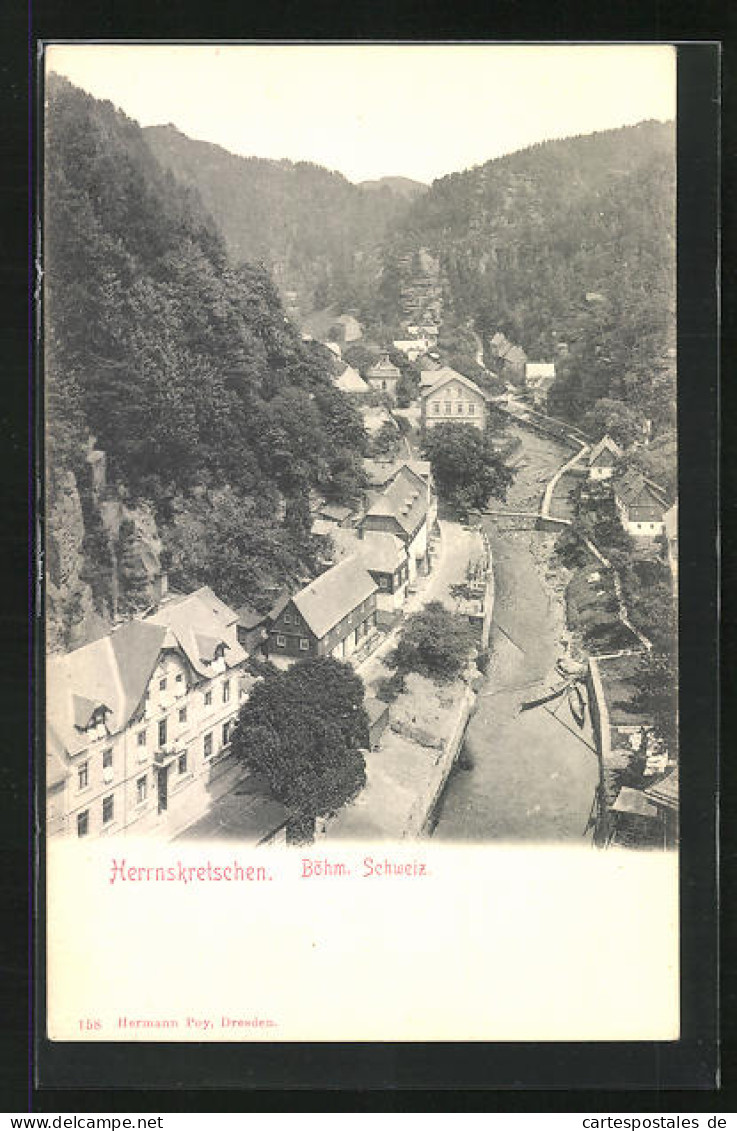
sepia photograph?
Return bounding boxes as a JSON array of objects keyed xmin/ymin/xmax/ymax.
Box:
[{"xmin": 41, "ymin": 42, "xmax": 682, "ymax": 1045}]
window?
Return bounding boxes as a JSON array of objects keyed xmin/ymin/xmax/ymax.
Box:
[
  {"xmin": 432, "ymin": 402, "xmax": 440, "ymax": 414},
  {"xmin": 276, "ymin": 634, "xmax": 286, "ymax": 648},
  {"xmin": 77, "ymin": 810, "xmax": 89, "ymax": 838},
  {"xmin": 102, "ymin": 748, "xmax": 113, "ymax": 769},
  {"xmin": 178, "ymin": 707, "xmax": 187, "ymax": 724},
  {"xmin": 175, "ymin": 673, "xmax": 183, "ymax": 683},
  {"xmin": 468, "ymin": 402, "xmax": 475, "ymax": 415},
  {"xmin": 457, "ymin": 402, "xmax": 464, "ymax": 414},
  {"xmin": 222, "ymin": 721, "xmax": 231, "ymax": 746},
  {"xmin": 178, "ymin": 752, "xmax": 187, "ymax": 775},
  {"xmin": 299, "ymin": 637, "xmax": 309, "ymax": 650},
  {"xmin": 204, "ymin": 690, "xmax": 212, "ymax": 707},
  {"xmin": 158, "ymin": 718, "xmax": 167, "ymax": 747},
  {"xmin": 102, "ymin": 794, "xmax": 114, "ymax": 825},
  {"xmin": 159, "ymin": 678, "xmax": 167, "ymax": 692},
  {"xmin": 137, "ymin": 729, "xmax": 147, "ymax": 747},
  {"xmin": 222, "ymin": 680, "xmax": 231, "ymax": 703},
  {"xmin": 78, "ymin": 761, "xmax": 89, "ymax": 790},
  {"xmin": 136, "ymin": 775, "xmax": 147, "ymax": 804},
  {"xmin": 284, "ymin": 612, "xmax": 291, "ymax": 624},
  {"xmin": 204, "ymin": 732, "xmax": 213, "ymax": 758},
  {"xmin": 445, "ymin": 402, "xmax": 451, "ymax": 414},
  {"xmin": 379, "ymin": 576, "xmax": 390, "ymax": 591}
]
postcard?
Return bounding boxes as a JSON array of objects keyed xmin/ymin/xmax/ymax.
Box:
[{"xmin": 42, "ymin": 42, "xmax": 683, "ymax": 1049}]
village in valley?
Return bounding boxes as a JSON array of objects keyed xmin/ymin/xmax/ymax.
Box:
[
  {"xmin": 45, "ymin": 64, "xmax": 678, "ymax": 855},
  {"xmin": 47, "ymin": 299, "xmax": 678, "ymax": 852}
]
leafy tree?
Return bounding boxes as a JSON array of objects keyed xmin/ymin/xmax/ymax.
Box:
[
  {"xmin": 582, "ymin": 398, "xmax": 645, "ymax": 447},
  {"xmin": 369, "ymin": 421, "xmax": 401, "ymax": 459},
  {"xmin": 231, "ymin": 658, "xmax": 368, "ymax": 840},
  {"xmin": 388, "ymin": 601, "xmax": 476, "ymax": 683},
  {"xmin": 631, "ymin": 648, "xmax": 678, "ymax": 755},
  {"xmin": 421, "ymin": 423, "xmax": 516, "ymax": 518}
]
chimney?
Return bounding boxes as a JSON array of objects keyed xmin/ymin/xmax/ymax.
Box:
[{"xmin": 153, "ymin": 571, "xmax": 169, "ymax": 605}]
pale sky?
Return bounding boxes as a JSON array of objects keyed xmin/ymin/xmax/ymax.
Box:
[{"xmin": 45, "ymin": 44, "xmax": 676, "ymax": 184}]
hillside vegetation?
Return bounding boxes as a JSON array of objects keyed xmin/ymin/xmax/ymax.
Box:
[
  {"xmin": 144, "ymin": 124, "xmax": 425, "ymax": 318},
  {"xmin": 373, "ymin": 121, "xmax": 676, "ymax": 435},
  {"xmin": 45, "ymin": 76, "xmax": 367, "ymax": 647}
]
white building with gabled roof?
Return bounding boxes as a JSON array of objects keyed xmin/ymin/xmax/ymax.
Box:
[
  {"xmin": 587, "ymin": 434, "xmax": 623, "ymax": 480},
  {"xmin": 420, "ymin": 369, "xmax": 487, "ymax": 431}
]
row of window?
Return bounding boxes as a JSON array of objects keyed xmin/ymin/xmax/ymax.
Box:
[
  {"xmin": 431, "ymin": 401, "xmax": 476, "ymax": 415},
  {"xmin": 75, "ymin": 720, "xmax": 237, "ymax": 837},
  {"xmin": 275, "ymin": 635, "xmax": 310, "ymax": 650},
  {"xmin": 78, "ymin": 717, "xmax": 235, "ymax": 792}
]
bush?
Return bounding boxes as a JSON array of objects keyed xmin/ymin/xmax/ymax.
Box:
[
  {"xmin": 389, "ymin": 601, "xmax": 476, "ymax": 683},
  {"xmin": 376, "ymin": 671, "xmax": 406, "ymax": 702}
]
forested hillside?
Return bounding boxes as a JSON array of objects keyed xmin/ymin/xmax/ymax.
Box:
[
  {"xmin": 375, "ymin": 121, "xmax": 676, "ymax": 433},
  {"xmin": 45, "ymin": 76, "xmax": 367, "ymax": 649},
  {"xmin": 144, "ymin": 124, "xmax": 424, "ymax": 318}
]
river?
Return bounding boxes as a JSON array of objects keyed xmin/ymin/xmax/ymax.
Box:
[{"xmin": 432, "ymin": 425, "xmax": 600, "ymax": 843}]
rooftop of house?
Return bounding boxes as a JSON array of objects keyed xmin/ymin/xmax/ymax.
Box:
[
  {"xmin": 525, "ymin": 362, "xmax": 556, "ymax": 380},
  {"xmin": 176, "ymin": 772, "xmax": 290, "ymax": 843},
  {"xmin": 146, "ymin": 586, "xmax": 246, "ymax": 679},
  {"xmin": 643, "ymin": 766, "xmax": 679, "ymax": 811},
  {"xmin": 311, "ymin": 517, "xmax": 336, "ymax": 538},
  {"xmin": 365, "ymin": 696, "xmax": 389, "ymax": 726},
  {"xmin": 611, "ymin": 786, "xmax": 660, "ymax": 820},
  {"xmin": 358, "ymin": 531, "xmax": 407, "ymax": 574},
  {"xmin": 362, "ymin": 465, "xmax": 429, "ymax": 538},
  {"xmin": 317, "ymin": 503, "xmax": 355, "ymax": 522},
  {"xmin": 500, "ymin": 344, "xmax": 528, "ymax": 366},
  {"xmin": 48, "ymin": 585, "xmax": 247, "ymax": 760},
  {"xmin": 588, "ymin": 434, "xmax": 623, "ymax": 466},
  {"xmin": 47, "ymin": 620, "xmax": 170, "ymax": 758},
  {"xmin": 614, "ymin": 468, "xmax": 668, "ymax": 512},
  {"xmin": 235, "ymin": 603, "xmax": 268, "ymax": 631},
  {"xmin": 334, "ymin": 364, "xmax": 369, "ymax": 393},
  {"xmin": 362, "ymin": 457, "xmax": 432, "ymax": 489},
  {"xmin": 366, "ymin": 354, "xmax": 401, "ymax": 379},
  {"xmin": 291, "ymin": 556, "xmax": 378, "ymax": 640},
  {"xmin": 420, "ymin": 368, "xmax": 487, "ymax": 401}
]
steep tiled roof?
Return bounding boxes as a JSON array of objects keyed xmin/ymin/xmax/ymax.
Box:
[
  {"xmin": 366, "ymin": 354, "xmax": 401, "ymax": 379},
  {"xmin": 291, "ymin": 557, "xmax": 377, "ymax": 640},
  {"xmin": 615, "ymin": 469, "xmax": 667, "ymax": 515},
  {"xmin": 419, "ymin": 369, "xmax": 486, "ymax": 401},
  {"xmin": 334, "ymin": 364, "xmax": 369, "ymax": 393},
  {"xmin": 47, "ymin": 622, "xmax": 166, "ymax": 757},
  {"xmin": 359, "ymin": 531, "xmax": 407, "ymax": 574},
  {"xmin": 147, "ymin": 587, "xmax": 246, "ymax": 679},
  {"xmin": 363, "ymin": 465, "xmax": 428, "ymax": 538},
  {"xmin": 644, "ymin": 766, "xmax": 679, "ymax": 811},
  {"xmin": 588, "ymin": 435, "xmax": 622, "ymax": 466},
  {"xmin": 48, "ymin": 588, "xmax": 248, "ymax": 760}
]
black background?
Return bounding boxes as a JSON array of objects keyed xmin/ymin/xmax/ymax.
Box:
[{"xmin": 0, "ymin": 0, "xmax": 728, "ymax": 1111}]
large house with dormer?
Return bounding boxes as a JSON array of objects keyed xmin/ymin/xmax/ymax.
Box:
[
  {"xmin": 46, "ymin": 587, "xmax": 259, "ymax": 841},
  {"xmin": 420, "ymin": 368, "xmax": 487, "ymax": 432},
  {"xmin": 358, "ymin": 464, "xmax": 430, "ymax": 582}
]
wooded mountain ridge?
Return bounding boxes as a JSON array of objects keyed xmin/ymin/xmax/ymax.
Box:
[
  {"xmin": 45, "ymin": 76, "xmax": 367, "ymax": 650},
  {"xmin": 144, "ymin": 124, "xmax": 426, "ymax": 318}
]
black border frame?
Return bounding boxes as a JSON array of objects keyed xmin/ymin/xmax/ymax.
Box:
[{"xmin": 2, "ymin": 20, "xmax": 721, "ymax": 1107}]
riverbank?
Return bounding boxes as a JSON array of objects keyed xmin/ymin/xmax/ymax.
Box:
[{"xmin": 433, "ymin": 427, "xmax": 599, "ymax": 842}]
